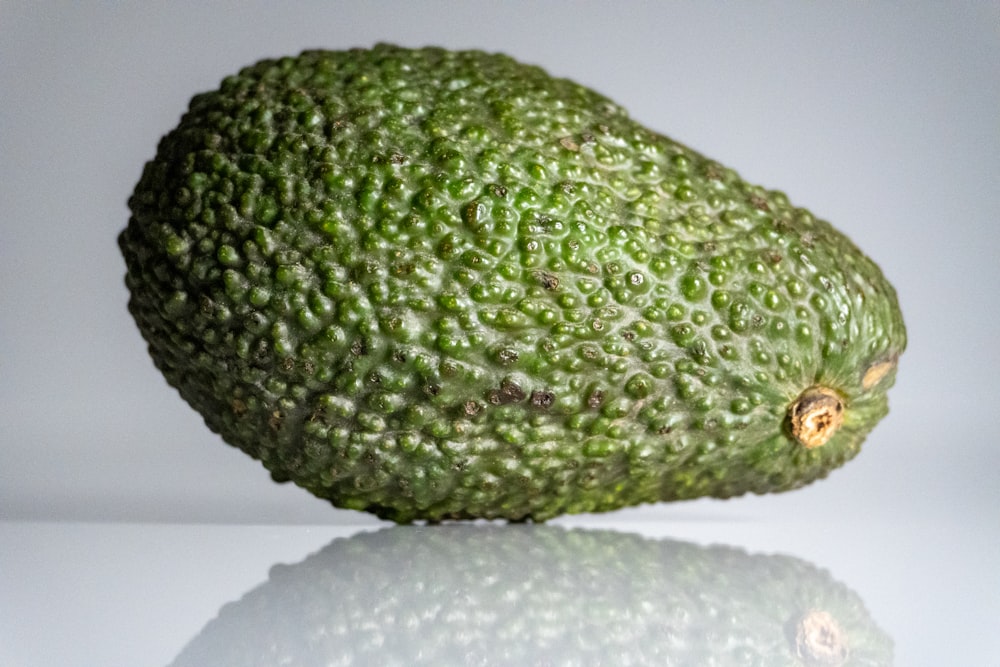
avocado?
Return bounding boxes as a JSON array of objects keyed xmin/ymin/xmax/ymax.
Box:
[
  {"xmin": 120, "ymin": 44, "xmax": 905, "ymax": 522},
  {"xmin": 170, "ymin": 526, "xmax": 894, "ymax": 666}
]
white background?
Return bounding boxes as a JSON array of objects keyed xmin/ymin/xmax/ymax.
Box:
[{"xmin": 2, "ymin": 3, "xmax": 998, "ymax": 665}]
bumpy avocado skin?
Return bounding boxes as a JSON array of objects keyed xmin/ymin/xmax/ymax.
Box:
[{"xmin": 120, "ymin": 45, "xmax": 906, "ymax": 522}]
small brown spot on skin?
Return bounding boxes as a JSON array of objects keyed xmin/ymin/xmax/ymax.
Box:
[
  {"xmin": 530, "ymin": 390, "xmax": 555, "ymax": 409},
  {"xmin": 231, "ymin": 398, "xmax": 247, "ymax": 416},
  {"xmin": 500, "ymin": 379, "xmax": 525, "ymax": 402},
  {"xmin": 487, "ymin": 379, "xmax": 526, "ymax": 405},
  {"xmin": 788, "ymin": 386, "xmax": 844, "ymax": 449},
  {"xmin": 463, "ymin": 400, "xmax": 482, "ymax": 416},
  {"xmin": 559, "ymin": 136, "xmax": 579, "ymax": 151},
  {"xmin": 535, "ymin": 271, "xmax": 559, "ymax": 290},
  {"xmin": 750, "ymin": 194, "xmax": 771, "ymax": 212},
  {"xmin": 350, "ymin": 339, "xmax": 367, "ymax": 356},
  {"xmin": 268, "ymin": 410, "xmax": 283, "ymax": 431},
  {"xmin": 496, "ymin": 348, "xmax": 519, "ymax": 365},
  {"xmin": 588, "ymin": 390, "xmax": 604, "ymax": 409},
  {"xmin": 862, "ymin": 358, "xmax": 897, "ymax": 390}
]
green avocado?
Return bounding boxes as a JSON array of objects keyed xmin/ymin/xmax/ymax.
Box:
[
  {"xmin": 170, "ymin": 526, "xmax": 893, "ymax": 666},
  {"xmin": 120, "ymin": 44, "xmax": 905, "ymax": 522}
]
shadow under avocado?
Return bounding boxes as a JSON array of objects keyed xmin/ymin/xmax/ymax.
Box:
[{"xmin": 169, "ymin": 525, "xmax": 892, "ymax": 666}]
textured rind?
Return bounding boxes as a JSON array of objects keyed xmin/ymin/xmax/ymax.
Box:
[
  {"xmin": 170, "ymin": 526, "xmax": 894, "ymax": 666},
  {"xmin": 120, "ymin": 44, "xmax": 906, "ymax": 522}
]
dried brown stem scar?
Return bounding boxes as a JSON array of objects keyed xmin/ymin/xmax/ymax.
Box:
[{"xmin": 788, "ymin": 386, "xmax": 844, "ymax": 449}]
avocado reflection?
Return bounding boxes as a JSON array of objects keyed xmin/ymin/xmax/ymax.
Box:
[{"xmin": 170, "ymin": 525, "xmax": 892, "ymax": 666}]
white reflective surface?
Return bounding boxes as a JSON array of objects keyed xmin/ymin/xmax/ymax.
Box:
[{"xmin": 2, "ymin": 516, "xmax": 996, "ymax": 666}]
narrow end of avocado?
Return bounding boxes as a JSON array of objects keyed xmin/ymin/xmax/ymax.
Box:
[
  {"xmin": 792, "ymin": 609, "xmax": 850, "ymax": 666},
  {"xmin": 788, "ymin": 387, "xmax": 844, "ymax": 449}
]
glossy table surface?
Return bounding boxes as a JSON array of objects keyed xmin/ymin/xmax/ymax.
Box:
[{"xmin": 3, "ymin": 512, "xmax": 996, "ymax": 666}]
